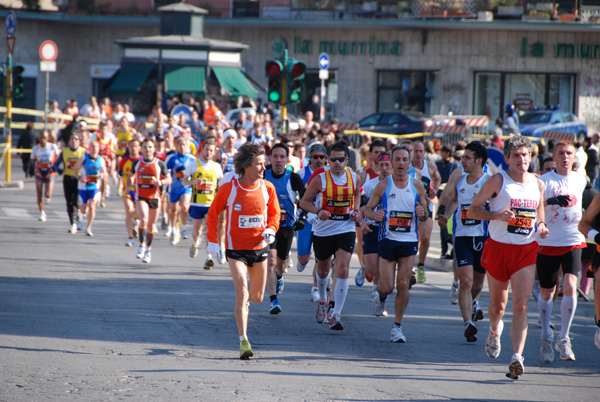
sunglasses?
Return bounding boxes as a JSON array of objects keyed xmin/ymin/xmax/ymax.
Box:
[
  {"xmin": 312, "ymin": 155, "xmax": 326, "ymax": 160},
  {"xmin": 329, "ymin": 157, "xmax": 347, "ymax": 163}
]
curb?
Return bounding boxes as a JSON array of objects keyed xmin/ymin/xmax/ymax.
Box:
[{"xmin": 0, "ymin": 181, "xmax": 24, "ymax": 189}]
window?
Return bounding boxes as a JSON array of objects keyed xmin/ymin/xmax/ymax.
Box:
[{"xmin": 377, "ymin": 70, "xmax": 439, "ymax": 115}]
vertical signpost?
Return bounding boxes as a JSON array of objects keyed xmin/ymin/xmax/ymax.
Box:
[
  {"xmin": 5, "ymin": 11, "xmax": 16, "ymax": 182},
  {"xmin": 39, "ymin": 40, "xmax": 58, "ymax": 132},
  {"xmin": 318, "ymin": 53, "xmax": 329, "ymax": 123}
]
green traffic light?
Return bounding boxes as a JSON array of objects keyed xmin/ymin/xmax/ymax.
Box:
[
  {"xmin": 269, "ymin": 91, "xmax": 280, "ymax": 103},
  {"xmin": 289, "ymin": 92, "xmax": 300, "ymax": 102}
]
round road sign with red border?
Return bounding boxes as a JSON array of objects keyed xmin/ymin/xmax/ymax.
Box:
[{"xmin": 39, "ymin": 40, "xmax": 58, "ymax": 62}]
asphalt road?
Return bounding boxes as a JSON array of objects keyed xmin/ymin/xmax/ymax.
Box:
[{"xmin": 0, "ymin": 166, "xmax": 599, "ymax": 401}]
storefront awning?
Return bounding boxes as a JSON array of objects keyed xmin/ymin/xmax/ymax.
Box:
[
  {"xmin": 165, "ymin": 65, "xmax": 206, "ymax": 96},
  {"xmin": 212, "ymin": 67, "xmax": 257, "ymax": 99},
  {"xmin": 108, "ymin": 64, "xmax": 154, "ymax": 96}
]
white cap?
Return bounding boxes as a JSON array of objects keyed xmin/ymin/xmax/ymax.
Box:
[{"xmin": 223, "ymin": 128, "xmax": 236, "ymax": 140}]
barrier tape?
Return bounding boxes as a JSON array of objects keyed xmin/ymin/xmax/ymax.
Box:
[{"xmin": 344, "ymin": 129, "xmax": 427, "ymax": 139}]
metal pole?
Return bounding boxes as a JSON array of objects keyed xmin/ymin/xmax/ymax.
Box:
[
  {"xmin": 44, "ymin": 71, "xmax": 49, "ymax": 132},
  {"xmin": 320, "ymin": 79, "xmax": 325, "ymax": 122},
  {"xmin": 6, "ymin": 53, "xmax": 12, "ymax": 182},
  {"xmin": 281, "ymin": 49, "xmax": 288, "ymax": 136}
]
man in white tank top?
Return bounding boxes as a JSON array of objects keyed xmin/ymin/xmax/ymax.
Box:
[
  {"xmin": 536, "ymin": 141, "xmax": 586, "ymax": 363},
  {"xmin": 468, "ymin": 135, "xmax": 549, "ymax": 380},
  {"xmin": 364, "ymin": 145, "xmax": 429, "ymax": 343},
  {"xmin": 438, "ymin": 141, "xmax": 489, "ymax": 344}
]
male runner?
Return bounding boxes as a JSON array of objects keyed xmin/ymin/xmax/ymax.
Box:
[
  {"xmin": 118, "ymin": 139, "xmax": 141, "ymax": 246},
  {"xmin": 73, "ymin": 140, "xmax": 107, "ymax": 236},
  {"xmin": 536, "ymin": 140, "xmax": 586, "ymax": 363},
  {"xmin": 31, "ymin": 130, "xmax": 60, "ymax": 222},
  {"xmin": 300, "ymin": 142, "xmax": 362, "ymax": 330},
  {"xmin": 364, "ymin": 145, "xmax": 429, "ymax": 342},
  {"xmin": 438, "ymin": 141, "xmax": 489, "ymax": 342},
  {"xmin": 95, "ymin": 121, "xmax": 116, "ymax": 207},
  {"xmin": 165, "ymin": 137, "xmax": 195, "ymax": 246},
  {"xmin": 468, "ymin": 135, "xmax": 549, "ymax": 380},
  {"xmin": 53, "ymin": 133, "xmax": 86, "ymax": 233}
]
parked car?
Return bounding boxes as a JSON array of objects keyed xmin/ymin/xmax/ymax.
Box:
[
  {"xmin": 518, "ymin": 109, "xmax": 587, "ymax": 139},
  {"xmin": 357, "ymin": 111, "xmax": 434, "ymax": 135}
]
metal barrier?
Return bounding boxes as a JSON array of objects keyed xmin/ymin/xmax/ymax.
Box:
[{"xmin": 423, "ymin": 115, "xmax": 490, "ymax": 146}]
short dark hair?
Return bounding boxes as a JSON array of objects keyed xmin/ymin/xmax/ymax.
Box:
[
  {"xmin": 234, "ymin": 143, "xmax": 265, "ymax": 176},
  {"xmin": 369, "ymin": 139, "xmax": 387, "ymax": 152},
  {"xmin": 465, "ymin": 141, "xmax": 488, "ymax": 166},
  {"xmin": 327, "ymin": 142, "xmax": 349, "ymax": 158},
  {"xmin": 271, "ymin": 142, "xmax": 289, "ymax": 157}
]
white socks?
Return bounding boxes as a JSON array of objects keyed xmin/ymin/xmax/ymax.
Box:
[
  {"xmin": 333, "ymin": 278, "xmax": 349, "ymax": 315},
  {"xmin": 560, "ymin": 295, "xmax": 577, "ymax": 339},
  {"xmin": 317, "ymin": 274, "xmax": 329, "ymax": 302},
  {"xmin": 538, "ymin": 297, "xmax": 553, "ymax": 339}
]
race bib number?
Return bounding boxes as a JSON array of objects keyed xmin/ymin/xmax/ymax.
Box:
[
  {"xmin": 38, "ymin": 162, "xmax": 51, "ymax": 169},
  {"xmin": 460, "ymin": 204, "xmax": 479, "ymax": 226},
  {"xmin": 507, "ymin": 207, "xmax": 535, "ymax": 235},
  {"xmin": 238, "ymin": 215, "xmax": 264, "ymax": 228},
  {"xmin": 67, "ymin": 159, "xmax": 78, "ymax": 168},
  {"xmin": 389, "ymin": 210, "xmax": 413, "ymax": 232},
  {"xmin": 196, "ymin": 178, "xmax": 215, "ymax": 194},
  {"xmin": 280, "ymin": 208, "xmax": 287, "ymax": 223},
  {"xmin": 139, "ymin": 174, "xmax": 155, "ymax": 189},
  {"xmin": 324, "ymin": 199, "xmax": 351, "ymax": 221}
]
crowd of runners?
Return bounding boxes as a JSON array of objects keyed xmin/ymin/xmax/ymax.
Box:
[{"xmin": 23, "ymin": 96, "xmax": 600, "ymax": 377}]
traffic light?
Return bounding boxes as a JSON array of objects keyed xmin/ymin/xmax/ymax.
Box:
[
  {"xmin": 13, "ymin": 64, "xmax": 25, "ymax": 98},
  {"xmin": 286, "ymin": 58, "xmax": 305, "ymax": 104},
  {"xmin": 265, "ymin": 59, "xmax": 283, "ymax": 103}
]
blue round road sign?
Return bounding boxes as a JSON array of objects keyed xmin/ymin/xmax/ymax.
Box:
[
  {"xmin": 318, "ymin": 53, "xmax": 329, "ymax": 70},
  {"xmin": 6, "ymin": 11, "xmax": 16, "ymax": 36}
]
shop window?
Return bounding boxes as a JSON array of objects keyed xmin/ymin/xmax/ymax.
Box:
[{"xmin": 377, "ymin": 70, "xmax": 439, "ymax": 115}]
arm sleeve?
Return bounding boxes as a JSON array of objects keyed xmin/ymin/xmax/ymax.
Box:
[
  {"xmin": 266, "ymin": 182, "xmax": 281, "ymax": 233},
  {"xmin": 53, "ymin": 151, "xmax": 64, "ymax": 171},
  {"xmin": 206, "ymin": 182, "xmax": 231, "ymax": 244},
  {"xmin": 290, "ymin": 172, "xmax": 306, "ymax": 199},
  {"xmin": 158, "ymin": 161, "xmax": 169, "ymax": 177}
]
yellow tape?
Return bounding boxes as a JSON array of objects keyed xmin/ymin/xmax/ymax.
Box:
[{"xmin": 344, "ymin": 129, "xmax": 426, "ymax": 139}]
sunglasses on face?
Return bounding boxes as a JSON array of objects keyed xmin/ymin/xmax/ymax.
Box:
[
  {"xmin": 312, "ymin": 155, "xmax": 326, "ymax": 160},
  {"xmin": 329, "ymin": 157, "xmax": 347, "ymax": 163}
]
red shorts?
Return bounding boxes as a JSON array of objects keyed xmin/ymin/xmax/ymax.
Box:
[{"xmin": 481, "ymin": 238, "xmax": 538, "ymax": 282}]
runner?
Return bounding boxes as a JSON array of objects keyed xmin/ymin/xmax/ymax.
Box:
[
  {"xmin": 31, "ymin": 130, "xmax": 60, "ymax": 222},
  {"xmin": 205, "ymin": 143, "xmax": 280, "ymax": 359},
  {"xmin": 118, "ymin": 139, "xmax": 142, "ymax": 247},
  {"xmin": 165, "ymin": 137, "xmax": 195, "ymax": 246},
  {"xmin": 364, "ymin": 145, "xmax": 429, "ymax": 342},
  {"xmin": 536, "ymin": 141, "xmax": 586, "ymax": 363},
  {"xmin": 214, "ymin": 129, "xmax": 238, "ymax": 264},
  {"xmin": 360, "ymin": 152, "xmax": 393, "ymax": 315},
  {"xmin": 95, "ymin": 121, "xmax": 116, "ymax": 207},
  {"xmin": 300, "ymin": 142, "xmax": 362, "ymax": 330},
  {"xmin": 468, "ymin": 135, "xmax": 549, "ymax": 380},
  {"xmin": 355, "ymin": 139, "xmax": 387, "ymax": 287},
  {"xmin": 437, "ymin": 141, "xmax": 489, "ymax": 343},
  {"xmin": 264, "ymin": 143, "xmax": 306, "ymax": 314},
  {"xmin": 130, "ymin": 139, "xmax": 172, "ymax": 263},
  {"xmin": 72, "ymin": 140, "xmax": 107, "ymax": 236},
  {"xmin": 182, "ymin": 138, "xmax": 223, "ymax": 269},
  {"xmin": 53, "ymin": 133, "xmax": 86, "ymax": 232},
  {"xmin": 296, "ymin": 143, "xmax": 327, "ymax": 302},
  {"xmin": 409, "ymin": 141, "xmax": 442, "ymax": 284}
]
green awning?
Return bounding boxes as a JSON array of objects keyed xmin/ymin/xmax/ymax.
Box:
[
  {"xmin": 165, "ymin": 65, "xmax": 206, "ymax": 95},
  {"xmin": 212, "ymin": 67, "xmax": 257, "ymax": 99},
  {"xmin": 108, "ymin": 64, "xmax": 153, "ymax": 96}
]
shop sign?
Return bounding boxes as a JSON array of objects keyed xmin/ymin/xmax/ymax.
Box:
[
  {"xmin": 294, "ymin": 36, "xmax": 401, "ymax": 57},
  {"xmin": 521, "ymin": 37, "xmax": 600, "ymax": 59}
]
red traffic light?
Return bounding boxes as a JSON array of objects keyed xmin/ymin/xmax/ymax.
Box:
[
  {"xmin": 288, "ymin": 61, "xmax": 306, "ymax": 79},
  {"xmin": 265, "ymin": 60, "xmax": 283, "ymax": 78},
  {"xmin": 13, "ymin": 65, "xmax": 25, "ymax": 75}
]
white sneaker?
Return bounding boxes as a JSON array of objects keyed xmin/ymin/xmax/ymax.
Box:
[
  {"xmin": 181, "ymin": 226, "xmax": 188, "ymax": 240},
  {"xmin": 371, "ymin": 287, "xmax": 378, "ymax": 302},
  {"xmin": 39, "ymin": 211, "xmax": 47, "ymax": 222},
  {"xmin": 164, "ymin": 226, "xmax": 172, "ymax": 238},
  {"xmin": 171, "ymin": 230, "xmax": 180, "ymax": 245},
  {"xmin": 540, "ymin": 336, "xmax": 554, "ymax": 363},
  {"xmin": 310, "ymin": 287, "xmax": 320, "ymax": 302},
  {"xmin": 485, "ymin": 320, "xmax": 504, "ymax": 359},
  {"xmin": 355, "ymin": 265, "xmax": 365, "ymax": 287},
  {"xmin": 189, "ymin": 243, "xmax": 198, "ymax": 258},
  {"xmin": 204, "ymin": 254, "xmax": 215, "ymax": 270},
  {"xmin": 136, "ymin": 244, "xmax": 147, "ymax": 259},
  {"xmin": 69, "ymin": 223, "xmax": 77, "ymax": 234},
  {"xmin": 373, "ymin": 295, "xmax": 386, "ymax": 317},
  {"xmin": 449, "ymin": 281, "xmax": 459, "ymax": 305},
  {"xmin": 142, "ymin": 248, "xmax": 151, "ymax": 263},
  {"xmin": 125, "ymin": 238, "xmax": 135, "ymax": 247},
  {"xmin": 44, "ymin": 197, "xmax": 51, "ymax": 204},
  {"xmin": 390, "ymin": 325, "xmax": 406, "ymax": 343},
  {"xmin": 595, "ymin": 328, "xmax": 600, "ymax": 350},
  {"xmin": 506, "ymin": 353, "xmax": 525, "ymax": 379},
  {"xmin": 555, "ymin": 337, "xmax": 575, "ymax": 361},
  {"xmin": 85, "ymin": 227, "xmax": 93, "ymax": 237},
  {"xmin": 219, "ymin": 249, "xmax": 226, "ymax": 265}
]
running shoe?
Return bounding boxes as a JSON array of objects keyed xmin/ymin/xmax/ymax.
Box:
[
  {"xmin": 100, "ymin": 199, "xmax": 106, "ymax": 208},
  {"xmin": 382, "ymin": 310, "xmax": 388, "ymax": 317},
  {"xmin": 276, "ymin": 276, "xmax": 285, "ymax": 295},
  {"xmin": 77, "ymin": 219, "xmax": 84, "ymax": 231},
  {"xmin": 297, "ymin": 262, "xmax": 306, "ymax": 273},
  {"xmin": 137, "ymin": 244, "xmax": 147, "ymax": 259},
  {"xmin": 506, "ymin": 353, "xmax": 524, "ymax": 380},
  {"xmin": 472, "ymin": 300, "xmax": 484, "ymax": 321},
  {"xmin": 316, "ymin": 301, "xmax": 327, "ymax": 324},
  {"xmin": 142, "ymin": 248, "xmax": 152, "ymax": 263},
  {"xmin": 132, "ymin": 223, "xmax": 139, "ymax": 238},
  {"xmin": 125, "ymin": 238, "xmax": 135, "ymax": 247},
  {"xmin": 219, "ymin": 250, "xmax": 226, "ymax": 265},
  {"xmin": 329, "ymin": 313, "xmax": 344, "ymax": 330},
  {"xmin": 373, "ymin": 296, "xmax": 386, "ymax": 317},
  {"xmin": 39, "ymin": 211, "xmax": 47, "ymax": 222},
  {"xmin": 449, "ymin": 281, "xmax": 459, "ymax": 305},
  {"xmin": 409, "ymin": 270, "xmax": 417, "ymax": 289},
  {"xmin": 44, "ymin": 197, "xmax": 51, "ymax": 204},
  {"xmin": 417, "ymin": 264, "xmax": 426, "ymax": 283},
  {"xmin": 371, "ymin": 287, "xmax": 378, "ymax": 302},
  {"xmin": 464, "ymin": 321, "xmax": 478, "ymax": 342},
  {"xmin": 189, "ymin": 244, "xmax": 198, "ymax": 258},
  {"xmin": 355, "ymin": 265, "xmax": 365, "ymax": 287},
  {"xmin": 555, "ymin": 337, "xmax": 575, "ymax": 360},
  {"xmin": 164, "ymin": 226, "xmax": 172, "ymax": 238},
  {"xmin": 269, "ymin": 299, "xmax": 282, "ymax": 315},
  {"xmin": 595, "ymin": 328, "xmax": 600, "ymax": 350},
  {"xmin": 204, "ymin": 255, "xmax": 215, "ymax": 270},
  {"xmin": 310, "ymin": 287, "xmax": 320, "ymax": 302},
  {"xmin": 540, "ymin": 336, "xmax": 554, "ymax": 363},
  {"xmin": 240, "ymin": 339, "xmax": 253, "ymax": 360},
  {"xmin": 69, "ymin": 223, "xmax": 77, "ymax": 234},
  {"xmin": 171, "ymin": 230, "xmax": 180, "ymax": 246},
  {"xmin": 86, "ymin": 227, "xmax": 94, "ymax": 237},
  {"xmin": 390, "ymin": 325, "xmax": 406, "ymax": 343},
  {"xmin": 485, "ymin": 320, "xmax": 504, "ymax": 359},
  {"xmin": 181, "ymin": 226, "xmax": 188, "ymax": 240},
  {"xmin": 532, "ymin": 280, "xmax": 541, "ymax": 301},
  {"xmin": 326, "ymin": 306, "xmax": 335, "ymax": 324}
]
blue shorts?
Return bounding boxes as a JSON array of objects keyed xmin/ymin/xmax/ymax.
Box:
[
  {"xmin": 296, "ymin": 222, "xmax": 313, "ymax": 257},
  {"xmin": 169, "ymin": 187, "xmax": 192, "ymax": 203},
  {"xmin": 189, "ymin": 205, "xmax": 209, "ymax": 220},
  {"xmin": 454, "ymin": 236, "xmax": 487, "ymax": 274},
  {"xmin": 363, "ymin": 224, "xmax": 380, "ymax": 254},
  {"xmin": 79, "ymin": 188, "xmax": 100, "ymax": 204},
  {"xmin": 378, "ymin": 238, "xmax": 418, "ymax": 262}
]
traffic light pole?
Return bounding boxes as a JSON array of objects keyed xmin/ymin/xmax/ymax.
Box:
[
  {"xmin": 5, "ymin": 51, "xmax": 13, "ymax": 182},
  {"xmin": 280, "ymin": 49, "xmax": 288, "ymax": 136}
]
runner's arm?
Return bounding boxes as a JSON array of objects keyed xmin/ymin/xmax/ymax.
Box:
[
  {"xmin": 265, "ymin": 182, "xmax": 281, "ymax": 233},
  {"xmin": 206, "ymin": 182, "xmax": 231, "ymax": 244},
  {"xmin": 467, "ymin": 173, "xmax": 507, "ymax": 221},
  {"xmin": 299, "ymin": 175, "xmax": 324, "ymax": 217},
  {"xmin": 579, "ymin": 191, "xmax": 600, "ymax": 241},
  {"xmin": 364, "ymin": 180, "xmax": 386, "ymax": 222}
]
